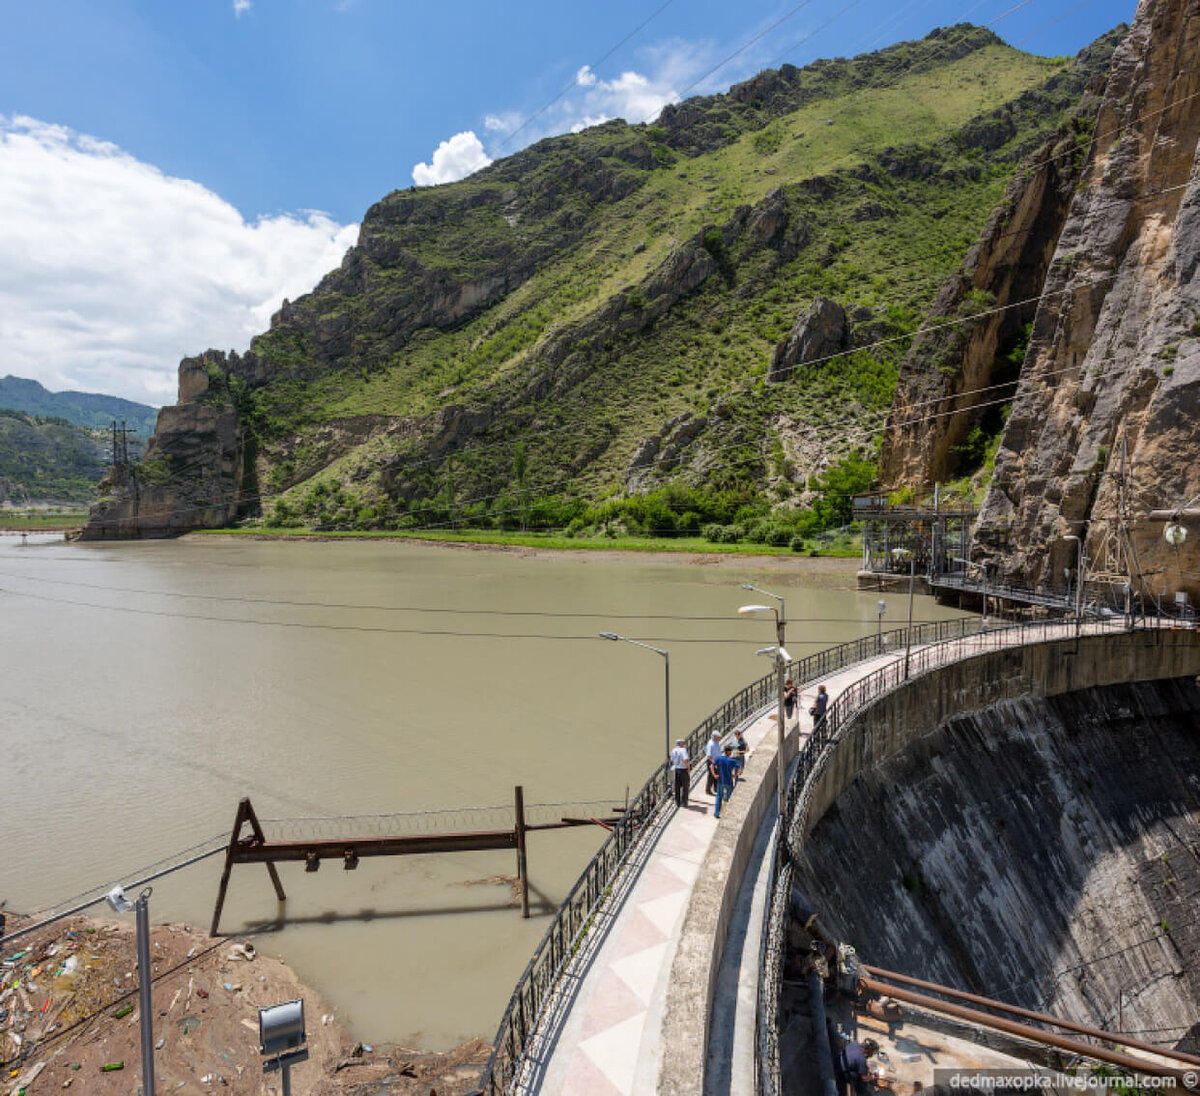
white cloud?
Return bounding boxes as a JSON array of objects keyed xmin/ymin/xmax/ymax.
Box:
[
  {"xmin": 484, "ymin": 112, "xmax": 520, "ymax": 134},
  {"xmin": 233, "ymin": 0, "xmax": 251, "ymax": 16},
  {"xmin": 484, "ymin": 31, "xmax": 791, "ymax": 152},
  {"xmin": 411, "ymin": 130, "xmax": 493, "ymax": 187},
  {"xmin": 0, "ymin": 115, "xmax": 357, "ymax": 405}
]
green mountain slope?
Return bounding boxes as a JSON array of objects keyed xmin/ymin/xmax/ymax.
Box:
[
  {"xmin": 0, "ymin": 375, "xmax": 158, "ymax": 437},
  {"xmin": 91, "ymin": 24, "xmax": 1124, "ymax": 540},
  {"xmin": 0, "ymin": 410, "xmax": 145, "ymax": 505}
]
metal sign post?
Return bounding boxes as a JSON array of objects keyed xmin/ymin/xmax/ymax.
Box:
[{"xmin": 260, "ymin": 999, "xmax": 307, "ymax": 1096}]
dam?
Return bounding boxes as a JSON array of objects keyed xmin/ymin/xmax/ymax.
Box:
[{"xmin": 489, "ymin": 619, "xmax": 1200, "ymax": 1095}]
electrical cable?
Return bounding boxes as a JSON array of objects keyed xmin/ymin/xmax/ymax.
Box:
[
  {"xmin": 0, "ymin": 568, "xmax": 971, "ymax": 623},
  {"xmin": 491, "ymin": 0, "xmax": 679, "ymax": 157}
]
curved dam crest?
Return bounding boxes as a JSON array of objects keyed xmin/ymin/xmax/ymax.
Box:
[{"xmin": 793, "ymin": 674, "xmax": 1200, "ymax": 1054}]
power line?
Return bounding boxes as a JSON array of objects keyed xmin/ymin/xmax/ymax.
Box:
[
  {"xmin": 3, "ymin": 584, "xmax": 906, "ymax": 644},
  {"xmin": 492, "ymin": 0, "xmax": 679, "ymax": 156},
  {"xmin": 0, "ymin": 567, "xmax": 965, "ymax": 623}
]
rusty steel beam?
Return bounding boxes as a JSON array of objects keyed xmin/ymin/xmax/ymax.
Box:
[
  {"xmin": 1149, "ymin": 510, "xmax": 1200, "ymax": 522},
  {"xmin": 523, "ymin": 816, "xmax": 622, "ymax": 832},
  {"xmin": 863, "ymin": 965, "xmax": 1200, "ymax": 1067},
  {"xmin": 858, "ymin": 976, "xmax": 1195, "ymax": 1085},
  {"xmin": 230, "ymin": 830, "xmax": 518, "ymax": 863}
]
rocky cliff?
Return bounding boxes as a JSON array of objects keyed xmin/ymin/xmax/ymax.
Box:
[
  {"xmin": 965, "ymin": 0, "xmax": 1200, "ymax": 597},
  {"xmin": 80, "ymin": 355, "xmax": 244, "ymax": 538}
]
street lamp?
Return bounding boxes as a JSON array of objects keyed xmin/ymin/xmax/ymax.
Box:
[
  {"xmin": 738, "ymin": 583, "xmax": 788, "ymax": 817},
  {"xmin": 891, "ymin": 548, "xmax": 916, "ymax": 677},
  {"xmin": 950, "ymin": 556, "xmax": 988, "ymax": 629},
  {"xmin": 1063, "ymin": 535, "xmax": 1084, "ymax": 636},
  {"xmin": 598, "ymin": 632, "xmax": 671, "ymax": 772},
  {"xmin": 876, "ymin": 600, "xmax": 886, "ymax": 645},
  {"xmin": 106, "ymin": 885, "xmax": 155, "ymax": 1096}
]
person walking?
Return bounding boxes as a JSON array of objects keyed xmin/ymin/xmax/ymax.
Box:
[
  {"xmin": 733, "ymin": 729, "xmax": 749, "ymax": 782},
  {"xmin": 783, "ymin": 678, "xmax": 797, "ymax": 726},
  {"xmin": 712, "ymin": 745, "xmax": 743, "ymax": 819},
  {"xmin": 704, "ymin": 731, "xmax": 723, "ymax": 795},
  {"xmin": 810, "ymin": 684, "xmax": 829, "ymax": 731},
  {"xmin": 670, "ymin": 737, "xmax": 690, "ymax": 807}
]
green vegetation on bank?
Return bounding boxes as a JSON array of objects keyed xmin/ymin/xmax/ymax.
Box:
[
  {"xmin": 202, "ymin": 525, "xmax": 864, "ymax": 557},
  {"xmin": 0, "ymin": 509, "xmax": 86, "ymax": 530}
]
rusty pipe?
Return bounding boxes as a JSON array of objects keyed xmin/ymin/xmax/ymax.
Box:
[
  {"xmin": 858, "ymin": 976, "xmax": 1196, "ymax": 1086},
  {"xmin": 862, "ymin": 965, "xmax": 1200, "ymax": 1067}
]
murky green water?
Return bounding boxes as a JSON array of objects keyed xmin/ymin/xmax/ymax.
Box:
[{"xmin": 0, "ymin": 534, "xmax": 962, "ymax": 1047}]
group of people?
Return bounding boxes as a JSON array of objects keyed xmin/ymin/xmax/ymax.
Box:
[{"xmin": 666, "ymin": 680, "xmax": 831, "ymax": 819}]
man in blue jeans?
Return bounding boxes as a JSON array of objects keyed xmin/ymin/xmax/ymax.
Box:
[{"xmin": 711, "ymin": 745, "xmax": 743, "ymax": 819}]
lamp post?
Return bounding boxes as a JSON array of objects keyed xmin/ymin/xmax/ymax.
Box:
[
  {"xmin": 598, "ymin": 632, "xmax": 671, "ymax": 773},
  {"xmin": 950, "ymin": 557, "xmax": 987, "ymax": 630},
  {"xmin": 876, "ymin": 600, "xmax": 886, "ymax": 646},
  {"xmin": 738, "ymin": 583, "xmax": 788, "ymax": 818},
  {"xmin": 1064, "ymin": 535, "xmax": 1084, "ymax": 636},
  {"xmin": 891, "ymin": 548, "xmax": 915, "ymax": 677},
  {"xmin": 106, "ymin": 885, "xmax": 155, "ymax": 1096}
]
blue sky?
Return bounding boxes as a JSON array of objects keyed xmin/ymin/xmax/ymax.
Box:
[{"xmin": 0, "ymin": 0, "xmax": 1134, "ymax": 404}]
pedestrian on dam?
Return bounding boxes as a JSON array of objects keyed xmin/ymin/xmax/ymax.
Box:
[
  {"xmin": 836, "ymin": 1037, "xmax": 878, "ymax": 1096},
  {"xmin": 783, "ymin": 677, "xmax": 797, "ymax": 724},
  {"xmin": 705, "ymin": 731, "xmax": 723, "ymax": 795},
  {"xmin": 733, "ymin": 729, "xmax": 749, "ymax": 780},
  {"xmin": 810, "ymin": 684, "xmax": 829, "ymax": 730},
  {"xmin": 712, "ymin": 745, "xmax": 742, "ymax": 819},
  {"xmin": 670, "ymin": 738, "xmax": 690, "ymax": 808}
]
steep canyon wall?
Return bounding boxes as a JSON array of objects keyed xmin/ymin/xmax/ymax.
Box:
[{"xmin": 794, "ymin": 674, "xmax": 1200, "ymax": 1055}]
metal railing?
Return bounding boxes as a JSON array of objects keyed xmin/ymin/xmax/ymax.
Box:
[
  {"xmin": 477, "ymin": 612, "xmax": 1025, "ymax": 1094},
  {"xmin": 755, "ymin": 615, "xmax": 1147, "ymax": 1096}
]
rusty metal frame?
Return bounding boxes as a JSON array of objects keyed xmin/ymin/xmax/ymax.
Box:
[{"xmin": 209, "ymin": 791, "xmax": 617, "ymax": 936}]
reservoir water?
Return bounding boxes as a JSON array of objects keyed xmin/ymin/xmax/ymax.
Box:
[{"xmin": 0, "ymin": 534, "xmax": 963, "ymax": 1048}]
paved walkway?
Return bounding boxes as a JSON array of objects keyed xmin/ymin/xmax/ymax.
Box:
[
  {"xmin": 519, "ymin": 622, "xmax": 1117, "ymax": 1095},
  {"xmin": 520, "ymin": 697, "xmax": 799, "ymax": 1095}
]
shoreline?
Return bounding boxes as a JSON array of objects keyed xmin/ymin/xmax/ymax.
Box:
[{"xmin": 181, "ymin": 530, "xmax": 863, "ymax": 575}]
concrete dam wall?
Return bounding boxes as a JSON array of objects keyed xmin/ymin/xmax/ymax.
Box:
[{"xmin": 792, "ymin": 643, "xmax": 1200, "ymax": 1056}]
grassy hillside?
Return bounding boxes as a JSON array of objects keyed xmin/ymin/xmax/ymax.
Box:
[
  {"xmin": 0, "ymin": 409, "xmax": 144, "ymax": 505},
  {"xmin": 164, "ymin": 25, "xmax": 1122, "ymax": 543}
]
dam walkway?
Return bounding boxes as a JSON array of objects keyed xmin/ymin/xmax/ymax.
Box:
[{"xmin": 495, "ymin": 616, "xmax": 1149, "ymax": 1095}]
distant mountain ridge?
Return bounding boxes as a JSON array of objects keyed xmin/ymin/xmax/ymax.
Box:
[{"xmin": 0, "ymin": 375, "xmax": 158, "ymax": 437}]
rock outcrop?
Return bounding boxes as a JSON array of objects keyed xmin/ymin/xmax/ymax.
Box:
[
  {"xmin": 80, "ymin": 352, "xmax": 245, "ymax": 538},
  {"xmin": 768, "ymin": 298, "xmax": 847, "ymax": 382},
  {"xmin": 972, "ymin": 0, "xmax": 1200, "ymax": 597}
]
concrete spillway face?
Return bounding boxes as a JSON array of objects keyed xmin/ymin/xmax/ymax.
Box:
[{"xmin": 790, "ymin": 677, "xmax": 1200, "ymax": 1070}]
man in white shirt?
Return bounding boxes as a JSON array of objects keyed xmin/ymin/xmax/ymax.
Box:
[
  {"xmin": 705, "ymin": 731, "xmax": 723, "ymax": 796},
  {"xmin": 670, "ymin": 738, "xmax": 690, "ymax": 807}
]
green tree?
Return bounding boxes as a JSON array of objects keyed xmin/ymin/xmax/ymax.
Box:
[{"xmin": 513, "ymin": 441, "xmax": 530, "ymax": 530}]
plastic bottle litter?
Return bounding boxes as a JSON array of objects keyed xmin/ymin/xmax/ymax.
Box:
[{"xmin": 100, "ymin": 1061, "xmax": 124, "ymax": 1072}]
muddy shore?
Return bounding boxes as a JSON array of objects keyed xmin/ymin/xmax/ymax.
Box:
[
  {"xmin": 1, "ymin": 913, "xmax": 489, "ymax": 1095},
  {"xmin": 183, "ymin": 532, "xmax": 863, "ymax": 582}
]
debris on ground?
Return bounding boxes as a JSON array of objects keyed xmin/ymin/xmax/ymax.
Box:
[{"xmin": 1, "ymin": 913, "xmax": 490, "ymax": 1095}]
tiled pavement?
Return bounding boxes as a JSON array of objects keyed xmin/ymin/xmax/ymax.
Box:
[{"xmin": 522, "ymin": 699, "xmax": 793, "ymax": 1095}]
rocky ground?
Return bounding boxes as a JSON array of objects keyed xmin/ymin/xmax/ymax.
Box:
[{"xmin": 1, "ymin": 913, "xmax": 489, "ymax": 1096}]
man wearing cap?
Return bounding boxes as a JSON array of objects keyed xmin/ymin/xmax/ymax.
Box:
[
  {"xmin": 712, "ymin": 745, "xmax": 743, "ymax": 819},
  {"xmin": 669, "ymin": 738, "xmax": 690, "ymax": 807},
  {"xmin": 704, "ymin": 731, "xmax": 723, "ymax": 795}
]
